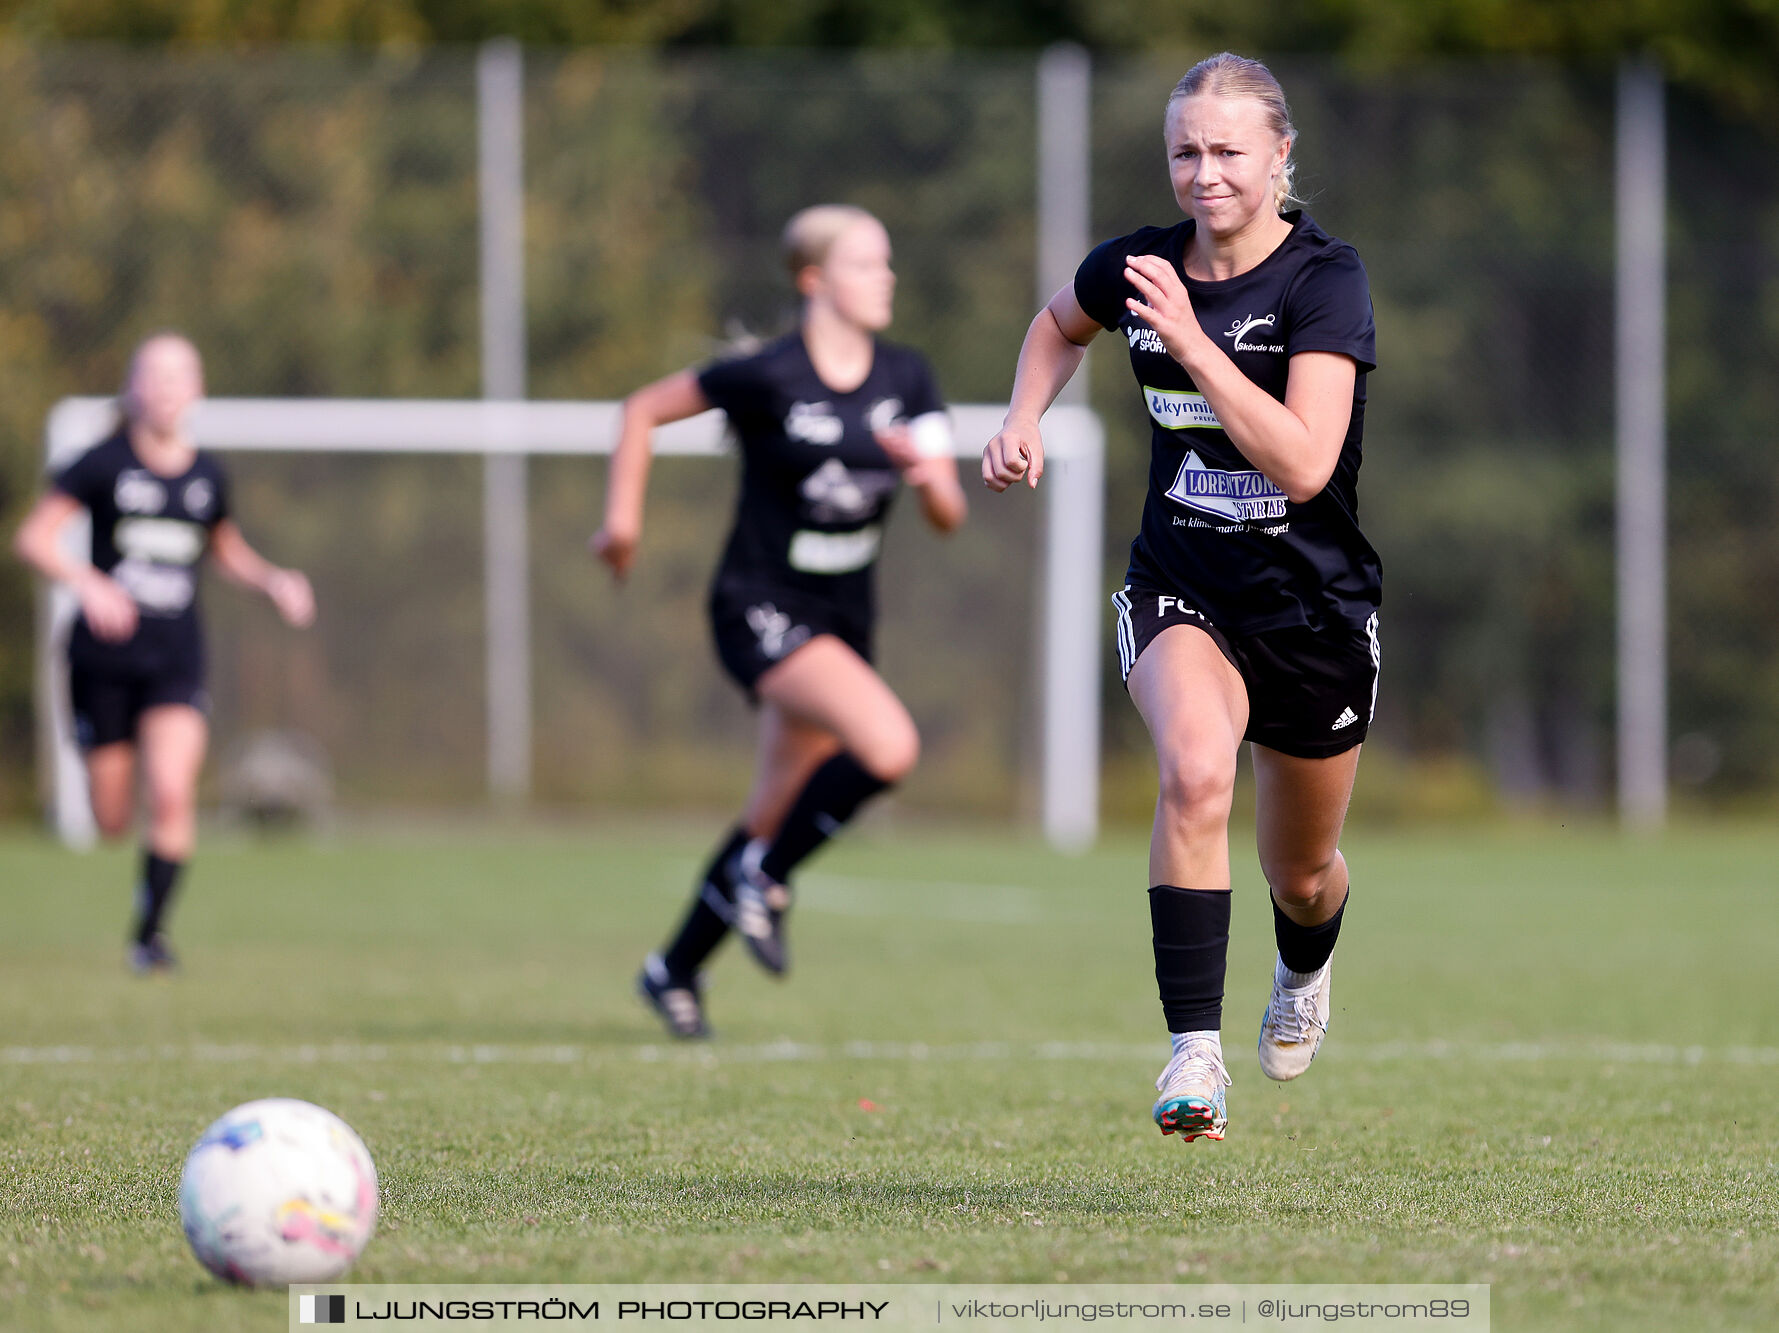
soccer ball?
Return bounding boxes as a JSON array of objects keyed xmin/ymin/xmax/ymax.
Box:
[{"xmin": 178, "ymin": 1098, "xmax": 379, "ymax": 1286}]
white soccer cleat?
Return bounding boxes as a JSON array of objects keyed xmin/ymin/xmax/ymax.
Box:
[
  {"xmin": 728, "ymin": 842, "xmax": 791, "ymax": 977},
  {"xmin": 1258, "ymin": 956, "xmax": 1332, "ymax": 1081},
  {"xmin": 637, "ymin": 954, "xmax": 709, "ymax": 1039},
  {"xmin": 1151, "ymin": 1037, "xmax": 1230, "ymax": 1142}
]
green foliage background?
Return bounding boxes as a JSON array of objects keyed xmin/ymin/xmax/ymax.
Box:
[
  {"xmin": 0, "ymin": 1, "xmax": 1775, "ymax": 818},
  {"xmin": 4, "ymin": 821, "xmax": 1778, "ymax": 1328}
]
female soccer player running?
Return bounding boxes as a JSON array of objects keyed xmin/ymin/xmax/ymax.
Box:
[
  {"xmin": 984, "ymin": 54, "xmax": 1380, "ymax": 1142},
  {"xmin": 594, "ymin": 205, "xmax": 968, "ymax": 1039},
  {"xmin": 13, "ymin": 333, "xmax": 316, "ymax": 971}
]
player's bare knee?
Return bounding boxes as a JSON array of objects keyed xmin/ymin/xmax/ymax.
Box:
[
  {"xmin": 148, "ymin": 789, "xmax": 195, "ymax": 838},
  {"xmin": 1265, "ymin": 857, "xmax": 1339, "ymax": 910},
  {"xmin": 149, "ymin": 823, "xmax": 197, "ymax": 863},
  {"xmin": 1268, "ymin": 876, "xmax": 1320, "ymax": 911},
  {"xmin": 1155, "ymin": 750, "xmax": 1236, "ymax": 832},
  {"xmin": 93, "ymin": 806, "xmax": 133, "ymax": 841},
  {"xmin": 862, "ymin": 717, "xmax": 920, "ymax": 784}
]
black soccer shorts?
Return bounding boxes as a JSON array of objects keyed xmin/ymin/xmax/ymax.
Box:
[
  {"xmin": 1113, "ymin": 583, "xmax": 1380, "ymax": 759},
  {"xmin": 708, "ymin": 584, "xmax": 875, "ymax": 696},
  {"xmin": 68, "ymin": 662, "xmax": 211, "ymax": 751}
]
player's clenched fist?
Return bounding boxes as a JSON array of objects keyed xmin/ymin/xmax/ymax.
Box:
[
  {"xmin": 76, "ymin": 570, "xmax": 139, "ymax": 643},
  {"xmin": 981, "ymin": 422, "xmax": 1045, "ymax": 492},
  {"xmin": 266, "ymin": 568, "xmax": 316, "ymax": 629},
  {"xmin": 1123, "ymin": 253, "xmax": 1208, "ymax": 366},
  {"xmin": 590, "ymin": 524, "xmax": 639, "ymax": 581}
]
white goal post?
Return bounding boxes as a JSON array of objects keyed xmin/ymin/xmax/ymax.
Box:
[{"xmin": 39, "ymin": 396, "xmax": 1106, "ymax": 851}]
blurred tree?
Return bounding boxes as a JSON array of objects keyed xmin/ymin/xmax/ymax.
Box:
[
  {"xmin": 0, "ymin": 2, "xmax": 1775, "ymax": 816},
  {"xmin": 2, "ymin": 0, "xmax": 1776, "ymax": 110}
]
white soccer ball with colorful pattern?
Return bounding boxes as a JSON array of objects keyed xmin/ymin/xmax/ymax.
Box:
[{"xmin": 178, "ymin": 1098, "xmax": 379, "ymax": 1286}]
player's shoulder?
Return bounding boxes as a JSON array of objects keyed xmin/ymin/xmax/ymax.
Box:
[
  {"xmin": 191, "ymin": 447, "xmax": 231, "ymax": 487},
  {"xmin": 1076, "ymin": 223, "xmax": 1190, "ymax": 328},
  {"xmin": 1112, "ymin": 222, "xmax": 1189, "ymax": 255},
  {"xmin": 1276, "ymin": 213, "xmax": 1370, "ymax": 310},
  {"xmin": 869, "ymin": 337, "xmax": 935, "ymax": 379},
  {"xmin": 86, "ymin": 428, "xmax": 134, "ymax": 464},
  {"xmin": 735, "ymin": 331, "xmax": 805, "ymax": 370},
  {"xmin": 700, "ymin": 331, "xmax": 801, "ymax": 386},
  {"xmin": 1282, "ymin": 212, "xmax": 1367, "ymax": 275},
  {"xmin": 57, "ymin": 428, "xmax": 130, "ymax": 480},
  {"xmin": 1087, "ymin": 221, "xmax": 1188, "ymax": 266}
]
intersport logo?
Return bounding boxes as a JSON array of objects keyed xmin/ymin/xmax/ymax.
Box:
[{"xmin": 1126, "ymin": 322, "xmax": 1168, "ymax": 355}]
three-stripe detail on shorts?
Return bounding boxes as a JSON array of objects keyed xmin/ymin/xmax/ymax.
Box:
[
  {"xmin": 1112, "ymin": 586, "xmax": 1137, "ymax": 681},
  {"xmin": 1365, "ymin": 611, "xmax": 1382, "ymax": 724}
]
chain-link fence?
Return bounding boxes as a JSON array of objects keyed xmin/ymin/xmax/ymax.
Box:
[{"xmin": 2, "ymin": 45, "xmax": 1774, "ymax": 823}]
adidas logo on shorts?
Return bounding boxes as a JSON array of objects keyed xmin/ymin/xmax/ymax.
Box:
[{"xmin": 1331, "ymin": 706, "xmax": 1359, "ymax": 731}]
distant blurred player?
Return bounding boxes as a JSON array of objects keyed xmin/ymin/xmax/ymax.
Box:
[
  {"xmin": 593, "ymin": 205, "xmax": 968, "ymax": 1038},
  {"xmin": 14, "ymin": 333, "xmax": 315, "ymax": 971},
  {"xmin": 984, "ymin": 54, "xmax": 1381, "ymax": 1141}
]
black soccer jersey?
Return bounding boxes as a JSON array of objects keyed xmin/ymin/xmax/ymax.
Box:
[
  {"xmin": 1075, "ymin": 211, "xmax": 1381, "ymax": 635},
  {"xmin": 52, "ymin": 430, "xmax": 231, "ymax": 668},
  {"xmin": 696, "ymin": 332, "xmax": 943, "ymax": 611}
]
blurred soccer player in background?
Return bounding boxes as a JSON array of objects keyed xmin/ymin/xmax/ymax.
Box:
[
  {"xmin": 593, "ymin": 205, "xmax": 968, "ymax": 1038},
  {"xmin": 14, "ymin": 333, "xmax": 316, "ymax": 972}
]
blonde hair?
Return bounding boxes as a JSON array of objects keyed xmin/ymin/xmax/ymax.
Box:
[
  {"xmin": 114, "ymin": 330, "xmax": 202, "ymax": 430},
  {"xmin": 1166, "ymin": 53, "xmax": 1299, "ymax": 214},
  {"xmin": 781, "ymin": 204, "xmax": 880, "ymax": 281},
  {"xmin": 120, "ymin": 331, "xmax": 201, "ymax": 408}
]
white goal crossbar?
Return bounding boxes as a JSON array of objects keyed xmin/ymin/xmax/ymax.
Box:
[{"xmin": 40, "ymin": 397, "xmax": 1104, "ymax": 850}]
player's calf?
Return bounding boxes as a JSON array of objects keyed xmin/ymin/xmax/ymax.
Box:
[{"xmin": 1258, "ymin": 892, "xmax": 1345, "ymax": 1081}]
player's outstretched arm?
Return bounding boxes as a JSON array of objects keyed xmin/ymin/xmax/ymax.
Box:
[
  {"xmin": 982, "ymin": 287, "xmax": 1099, "ymax": 493},
  {"xmin": 13, "ymin": 490, "xmax": 139, "ymax": 642},
  {"xmin": 907, "ymin": 454, "xmax": 968, "ymax": 533},
  {"xmin": 209, "ymin": 520, "xmax": 315, "ymax": 628},
  {"xmin": 874, "ymin": 418, "xmax": 967, "ymax": 534},
  {"xmin": 592, "ymin": 369, "xmax": 712, "ymax": 582}
]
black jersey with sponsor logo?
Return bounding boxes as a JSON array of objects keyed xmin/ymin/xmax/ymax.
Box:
[
  {"xmin": 696, "ymin": 332, "xmax": 943, "ymax": 612},
  {"xmin": 1075, "ymin": 211, "xmax": 1380, "ymax": 635},
  {"xmin": 52, "ymin": 430, "xmax": 230, "ymax": 670}
]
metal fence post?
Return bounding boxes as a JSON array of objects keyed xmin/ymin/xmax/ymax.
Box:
[
  {"xmin": 1615, "ymin": 57, "xmax": 1667, "ymax": 828},
  {"xmin": 478, "ymin": 38, "xmax": 532, "ymax": 804},
  {"xmin": 1036, "ymin": 44, "xmax": 1101, "ymax": 850},
  {"xmin": 40, "ymin": 400, "xmax": 114, "ymax": 847}
]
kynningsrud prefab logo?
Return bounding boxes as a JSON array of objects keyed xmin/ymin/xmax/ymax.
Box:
[
  {"xmin": 1144, "ymin": 386, "xmax": 1222, "ymax": 431},
  {"xmin": 299, "ymin": 1293, "xmax": 346, "ymax": 1324}
]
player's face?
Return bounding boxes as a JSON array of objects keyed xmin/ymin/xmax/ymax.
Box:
[
  {"xmin": 1165, "ymin": 95, "xmax": 1289, "ymax": 240},
  {"xmin": 128, "ymin": 337, "xmax": 205, "ymax": 434},
  {"xmin": 817, "ymin": 219, "xmax": 896, "ymax": 331}
]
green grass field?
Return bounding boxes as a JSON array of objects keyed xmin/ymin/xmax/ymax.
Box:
[{"xmin": 2, "ymin": 818, "xmax": 1775, "ymax": 1332}]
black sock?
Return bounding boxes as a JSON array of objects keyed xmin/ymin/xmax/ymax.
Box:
[
  {"xmin": 758, "ymin": 753, "xmax": 890, "ymax": 884},
  {"xmin": 659, "ymin": 827, "xmax": 748, "ymax": 980},
  {"xmin": 133, "ymin": 851, "xmax": 184, "ymax": 945},
  {"xmin": 1148, "ymin": 885, "xmax": 1231, "ymax": 1032},
  {"xmin": 1272, "ymin": 891, "xmax": 1347, "ymax": 976}
]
